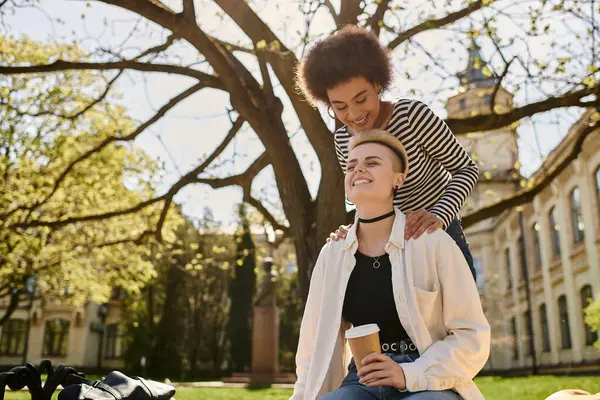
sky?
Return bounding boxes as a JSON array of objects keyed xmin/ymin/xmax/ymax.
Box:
[{"xmin": 3, "ymin": 0, "xmax": 591, "ymax": 231}]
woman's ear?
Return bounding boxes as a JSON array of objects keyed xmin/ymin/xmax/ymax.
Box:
[{"xmin": 395, "ymin": 174, "xmax": 405, "ymax": 188}]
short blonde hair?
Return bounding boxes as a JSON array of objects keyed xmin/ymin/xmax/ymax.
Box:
[{"xmin": 348, "ymin": 129, "xmax": 409, "ymax": 177}]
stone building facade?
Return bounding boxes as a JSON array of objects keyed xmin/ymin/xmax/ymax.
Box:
[
  {"xmin": 451, "ymin": 41, "xmax": 600, "ymax": 372},
  {"xmin": 0, "ymin": 293, "xmax": 124, "ymax": 370}
]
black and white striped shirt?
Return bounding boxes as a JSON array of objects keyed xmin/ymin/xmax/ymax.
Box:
[{"xmin": 334, "ymin": 99, "xmax": 479, "ymax": 228}]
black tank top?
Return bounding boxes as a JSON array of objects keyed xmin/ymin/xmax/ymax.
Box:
[{"xmin": 342, "ymin": 251, "xmax": 409, "ymax": 343}]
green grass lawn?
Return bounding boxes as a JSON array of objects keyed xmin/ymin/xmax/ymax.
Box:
[{"xmin": 3, "ymin": 376, "xmax": 600, "ymax": 400}]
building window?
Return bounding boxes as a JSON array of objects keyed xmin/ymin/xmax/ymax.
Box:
[
  {"xmin": 523, "ymin": 310, "xmax": 532, "ymax": 356},
  {"xmin": 540, "ymin": 304, "xmax": 551, "ymax": 353},
  {"xmin": 505, "ymin": 248, "xmax": 513, "ymax": 289},
  {"xmin": 459, "ymin": 98, "xmax": 467, "ymax": 110},
  {"xmin": 558, "ymin": 295, "xmax": 572, "ymax": 349},
  {"xmin": 580, "ymin": 285, "xmax": 598, "ymax": 346},
  {"xmin": 43, "ymin": 319, "xmax": 70, "ymax": 357},
  {"xmin": 570, "ymin": 187, "xmax": 585, "ymax": 243},
  {"xmin": 518, "ymin": 235, "xmax": 528, "ymax": 281},
  {"xmin": 532, "ymin": 223, "xmax": 542, "ymax": 269},
  {"xmin": 511, "ymin": 317, "xmax": 519, "ymax": 360},
  {"xmin": 104, "ymin": 324, "xmax": 123, "ymax": 359},
  {"xmin": 0, "ymin": 319, "xmax": 27, "ymax": 356},
  {"xmin": 549, "ymin": 206, "xmax": 561, "ymax": 258}
]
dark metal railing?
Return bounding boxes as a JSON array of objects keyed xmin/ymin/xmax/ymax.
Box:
[{"xmin": 0, "ymin": 360, "xmax": 85, "ymax": 400}]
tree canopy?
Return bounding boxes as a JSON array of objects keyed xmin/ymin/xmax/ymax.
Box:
[
  {"xmin": 0, "ymin": 35, "xmax": 182, "ymax": 324},
  {"xmin": 1, "ymin": 0, "xmax": 598, "ymax": 299}
]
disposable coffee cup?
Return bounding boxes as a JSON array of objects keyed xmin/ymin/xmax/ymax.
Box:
[{"xmin": 345, "ymin": 324, "xmax": 381, "ymax": 370}]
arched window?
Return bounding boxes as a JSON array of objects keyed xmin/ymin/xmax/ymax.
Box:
[
  {"xmin": 532, "ymin": 223, "xmax": 542, "ymax": 269},
  {"xmin": 523, "ymin": 310, "xmax": 532, "ymax": 356},
  {"xmin": 510, "ymin": 317, "xmax": 518, "ymax": 360},
  {"xmin": 570, "ymin": 187, "xmax": 585, "ymax": 243},
  {"xmin": 581, "ymin": 285, "xmax": 598, "ymax": 346},
  {"xmin": 104, "ymin": 323, "xmax": 123, "ymax": 359},
  {"xmin": 549, "ymin": 206, "xmax": 561, "ymax": 257},
  {"xmin": 0, "ymin": 319, "xmax": 27, "ymax": 356},
  {"xmin": 505, "ymin": 248, "xmax": 513, "ymax": 289},
  {"xmin": 558, "ymin": 295, "xmax": 572, "ymax": 349},
  {"xmin": 43, "ymin": 318, "xmax": 70, "ymax": 357},
  {"xmin": 540, "ymin": 304, "xmax": 550, "ymax": 352}
]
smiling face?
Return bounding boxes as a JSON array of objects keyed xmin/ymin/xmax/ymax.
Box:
[
  {"xmin": 326, "ymin": 76, "xmax": 382, "ymax": 132},
  {"xmin": 344, "ymin": 142, "xmax": 405, "ymax": 206}
]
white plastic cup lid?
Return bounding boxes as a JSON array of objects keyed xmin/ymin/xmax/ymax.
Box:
[{"xmin": 345, "ymin": 324, "xmax": 380, "ymax": 339}]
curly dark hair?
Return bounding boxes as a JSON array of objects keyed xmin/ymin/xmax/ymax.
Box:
[{"xmin": 295, "ymin": 25, "xmax": 393, "ymax": 107}]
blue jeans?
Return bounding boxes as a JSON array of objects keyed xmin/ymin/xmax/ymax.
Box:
[
  {"xmin": 445, "ymin": 219, "xmax": 476, "ymax": 281},
  {"xmin": 319, "ymin": 353, "xmax": 461, "ymax": 400}
]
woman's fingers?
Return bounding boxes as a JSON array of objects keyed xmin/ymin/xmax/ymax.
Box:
[
  {"xmin": 360, "ymin": 352, "xmax": 388, "ymax": 367},
  {"xmin": 359, "ymin": 369, "xmax": 388, "ymax": 385},
  {"xmin": 405, "ymin": 209, "xmax": 425, "ymax": 239},
  {"xmin": 406, "ymin": 210, "xmax": 443, "ymax": 239},
  {"xmin": 412, "ymin": 215, "xmax": 437, "ymax": 239},
  {"xmin": 427, "ymin": 217, "xmax": 444, "ymax": 234},
  {"xmin": 326, "ymin": 223, "xmax": 353, "ymax": 243},
  {"xmin": 364, "ymin": 377, "xmax": 393, "ymax": 388}
]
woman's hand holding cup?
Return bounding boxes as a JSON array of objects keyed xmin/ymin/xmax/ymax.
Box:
[{"xmin": 358, "ymin": 353, "xmax": 407, "ymax": 390}]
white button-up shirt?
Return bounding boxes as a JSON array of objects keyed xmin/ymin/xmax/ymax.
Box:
[{"xmin": 291, "ymin": 211, "xmax": 490, "ymax": 400}]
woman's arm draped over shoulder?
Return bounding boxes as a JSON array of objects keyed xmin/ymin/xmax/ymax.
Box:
[
  {"xmin": 290, "ymin": 244, "xmax": 330, "ymax": 400},
  {"xmin": 399, "ymin": 232, "xmax": 490, "ymax": 392}
]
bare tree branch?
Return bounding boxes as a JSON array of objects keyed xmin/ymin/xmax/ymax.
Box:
[
  {"xmin": 154, "ymin": 197, "xmax": 172, "ymax": 242},
  {"xmin": 213, "ymin": 0, "xmax": 335, "ymax": 160},
  {"xmin": 387, "ymin": 0, "xmax": 487, "ymax": 50},
  {"xmin": 3, "ymin": 70, "xmax": 123, "ymax": 120},
  {"xmin": 448, "ymin": 86, "xmax": 598, "ymax": 134},
  {"xmin": 368, "ymin": 0, "xmax": 392, "ymax": 36},
  {"xmin": 101, "ymin": 0, "xmax": 319, "ymax": 254},
  {"xmin": 0, "ymin": 289, "xmax": 23, "ymax": 326},
  {"xmin": 194, "ymin": 152, "xmax": 269, "ymax": 189},
  {"xmin": 338, "ymin": 0, "xmax": 362, "ymax": 27},
  {"xmin": 209, "ymin": 35, "xmax": 255, "ymax": 54},
  {"xmin": 197, "ymin": 116, "xmax": 245, "ymax": 172},
  {"xmin": 463, "ymin": 119, "xmax": 599, "ymax": 228},
  {"xmin": 489, "ymin": 58, "xmax": 514, "ymax": 114},
  {"xmin": 70, "ymin": 70, "xmax": 123, "ymax": 119},
  {"xmin": 181, "ymin": 0, "xmax": 195, "ymax": 21},
  {"xmin": 3, "ymin": 83, "xmax": 206, "ymax": 226},
  {"xmin": 322, "ymin": 0, "xmax": 339, "ymax": 26},
  {"xmin": 134, "ymin": 33, "xmax": 177, "ymax": 60},
  {"xmin": 0, "ymin": 60, "xmax": 223, "ymax": 89},
  {"xmin": 244, "ymin": 194, "xmax": 287, "ymax": 233},
  {"xmin": 194, "ymin": 151, "xmax": 285, "ymax": 231}
]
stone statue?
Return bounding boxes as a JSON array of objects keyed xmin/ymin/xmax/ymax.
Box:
[
  {"xmin": 250, "ymin": 258, "xmax": 280, "ymax": 386},
  {"xmin": 253, "ymin": 258, "xmax": 279, "ymax": 307}
]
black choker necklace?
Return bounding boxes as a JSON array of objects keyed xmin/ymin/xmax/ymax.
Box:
[{"xmin": 358, "ymin": 210, "xmax": 395, "ymax": 224}]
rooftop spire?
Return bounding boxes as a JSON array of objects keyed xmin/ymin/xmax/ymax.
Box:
[{"xmin": 457, "ymin": 38, "xmax": 497, "ymax": 88}]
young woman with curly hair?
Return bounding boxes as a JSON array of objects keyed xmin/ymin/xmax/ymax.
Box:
[{"xmin": 295, "ymin": 25, "xmax": 479, "ymax": 279}]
